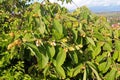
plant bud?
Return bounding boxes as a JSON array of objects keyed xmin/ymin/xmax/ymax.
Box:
[
  {"xmin": 7, "ymin": 43, "xmax": 14, "ymax": 50},
  {"xmin": 36, "ymin": 39, "xmax": 42, "ymax": 47},
  {"xmin": 24, "ymin": 30, "xmax": 28, "ymax": 33},
  {"xmin": 14, "ymin": 39, "xmax": 22, "ymax": 46},
  {"xmin": 33, "ymin": 13, "xmax": 39, "ymax": 18},
  {"xmin": 64, "ymin": 48, "xmax": 68, "ymax": 52},
  {"xmin": 82, "ymin": 34, "xmax": 86, "ymax": 37},
  {"xmin": 9, "ymin": 32, "xmax": 14, "ymax": 37},
  {"xmin": 78, "ymin": 44, "xmax": 83, "ymax": 48},
  {"xmin": 75, "ymin": 45, "xmax": 80, "ymax": 50},
  {"xmin": 49, "ymin": 41, "xmax": 56, "ymax": 46},
  {"xmin": 68, "ymin": 47, "xmax": 75, "ymax": 51},
  {"xmin": 61, "ymin": 38, "xmax": 67, "ymax": 43}
]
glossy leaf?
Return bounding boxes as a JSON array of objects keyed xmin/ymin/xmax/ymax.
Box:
[
  {"xmin": 56, "ymin": 48, "xmax": 66, "ymax": 66},
  {"xmin": 87, "ymin": 62, "xmax": 101, "ymax": 80},
  {"xmin": 113, "ymin": 50, "xmax": 119, "ymax": 61},
  {"xmin": 37, "ymin": 53, "xmax": 49, "ymax": 69},
  {"xmin": 105, "ymin": 68, "xmax": 117, "ymax": 80},
  {"xmin": 53, "ymin": 19, "xmax": 63, "ymax": 34},
  {"xmin": 96, "ymin": 52, "xmax": 108, "ymax": 63},
  {"xmin": 117, "ymin": 51, "xmax": 120, "ymax": 62},
  {"xmin": 103, "ymin": 43, "xmax": 112, "ymax": 52},
  {"xmin": 52, "ymin": 29, "xmax": 64, "ymax": 40},
  {"xmin": 92, "ymin": 45, "xmax": 101, "ymax": 59},
  {"xmin": 23, "ymin": 33, "xmax": 35, "ymax": 42},
  {"xmin": 72, "ymin": 64, "xmax": 83, "ymax": 77},
  {"xmin": 70, "ymin": 51, "xmax": 78, "ymax": 64},
  {"xmin": 25, "ymin": 43, "xmax": 48, "ymax": 69},
  {"xmin": 55, "ymin": 66, "xmax": 66, "ymax": 79},
  {"xmin": 46, "ymin": 45, "xmax": 55, "ymax": 58},
  {"xmin": 43, "ymin": 65, "xmax": 50, "ymax": 76},
  {"xmin": 25, "ymin": 43, "xmax": 40, "ymax": 56},
  {"xmin": 98, "ymin": 58, "xmax": 111, "ymax": 73},
  {"xmin": 72, "ymin": 28, "xmax": 78, "ymax": 43},
  {"xmin": 83, "ymin": 68, "xmax": 87, "ymax": 80},
  {"xmin": 115, "ymin": 40, "xmax": 120, "ymax": 51},
  {"xmin": 94, "ymin": 32, "xmax": 104, "ymax": 41},
  {"xmin": 86, "ymin": 37, "xmax": 95, "ymax": 46}
]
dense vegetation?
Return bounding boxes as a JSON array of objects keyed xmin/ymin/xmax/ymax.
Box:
[{"xmin": 0, "ymin": 0, "xmax": 120, "ymax": 79}]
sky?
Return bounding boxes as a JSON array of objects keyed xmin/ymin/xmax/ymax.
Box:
[
  {"xmin": 36, "ymin": 0, "xmax": 120, "ymax": 12},
  {"xmin": 49, "ymin": 0, "xmax": 120, "ymax": 10}
]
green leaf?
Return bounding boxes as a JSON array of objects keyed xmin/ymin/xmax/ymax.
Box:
[
  {"xmin": 96, "ymin": 52, "xmax": 108, "ymax": 63},
  {"xmin": 52, "ymin": 59, "xmax": 57, "ymax": 67},
  {"xmin": 34, "ymin": 17, "xmax": 40, "ymax": 27},
  {"xmin": 70, "ymin": 51, "xmax": 78, "ymax": 64},
  {"xmin": 116, "ymin": 70, "xmax": 120, "ymax": 79},
  {"xmin": 87, "ymin": 61, "xmax": 97, "ymax": 70},
  {"xmin": 43, "ymin": 65, "xmax": 50, "ymax": 77},
  {"xmin": 115, "ymin": 40, "xmax": 120, "ymax": 51},
  {"xmin": 113, "ymin": 50, "xmax": 119, "ymax": 61},
  {"xmin": 105, "ymin": 68, "xmax": 117, "ymax": 80},
  {"xmin": 67, "ymin": 16, "xmax": 77, "ymax": 21},
  {"xmin": 83, "ymin": 68, "xmax": 87, "ymax": 80},
  {"xmin": 55, "ymin": 66, "xmax": 66, "ymax": 79},
  {"xmin": 56, "ymin": 48, "xmax": 66, "ymax": 66},
  {"xmin": 34, "ymin": 18, "xmax": 46, "ymax": 35},
  {"xmin": 23, "ymin": 33, "xmax": 35, "ymax": 42},
  {"xmin": 86, "ymin": 37, "xmax": 95, "ymax": 46},
  {"xmin": 39, "ymin": 21, "xmax": 46, "ymax": 34},
  {"xmin": 98, "ymin": 62, "xmax": 106, "ymax": 72},
  {"xmin": 72, "ymin": 28, "xmax": 78, "ymax": 43},
  {"xmin": 52, "ymin": 29, "xmax": 64, "ymax": 40},
  {"xmin": 92, "ymin": 45, "xmax": 101, "ymax": 59},
  {"xmin": 52, "ymin": 19, "xmax": 64, "ymax": 40},
  {"xmin": 0, "ymin": 0, "xmax": 4, "ymax": 3},
  {"xmin": 98, "ymin": 58, "xmax": 111, "ymax": 73},
  {"xmin": 46, "ymin": 45, "xmax": 55, "ymax": 58},
  {"xmin": 42, "ymin": 17, "xmax": 50, "ymax": 25},
  {"xmin": 33, "ymin": 2, "xmax": 41, "ymax": 16},
  {"xmin": 53, "ymin": 19, "xmax": 63, "ymax": 34},
  {"xmin": 87, "ymin": 62, "xmax": 101, "ymax": 80},
  {"xmin": 103, "ymin": 43, "xmax": 112, "ymax": 52},
  {"xmin": 37, "ymin": 53, "xmax": 49, "ymax": 69},
  {"xmin": 72, "ymin": 64, "xmax": 83, "ymax": 77},
  {"xmin": 103, "ymin": 58, "xmax": 111, "ymax": 73},
  {"xmin": 25, "ymin": 43, "xmax": 48, "ymax": 69},
  {"xmin": 114, "ymin": 30, "xmax": 119, "ymax": 39},
  {"xmin": 89, "ymin": 65, "xmax": 101, "ymax": 80},
  {"xmin": 64, "ymin": 21, "xmax": 72, "ymax": 28},
  {"xmin": 25, "ymin": 43, "xmax": 40, "ymax": 56},
  {"xmin": 117, "ymin": 51, "xmax": 120, "ymax": 62},
  {"xmin": 94, "ymin": 32, "xmax": 104, "ymax": 41}
]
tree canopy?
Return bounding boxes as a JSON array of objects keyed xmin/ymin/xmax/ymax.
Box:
[{"xmin": 0, "ymin": 0, "xmax": 120, "ymax": 79}]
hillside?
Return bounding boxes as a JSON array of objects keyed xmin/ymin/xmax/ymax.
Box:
[
  {"xmin": 95, "ymin": 11, "xmax": 120, "ymax": 24},
  {"xmin": 96, "ymin": 11, "xmax": 120, "ymax": 17}
]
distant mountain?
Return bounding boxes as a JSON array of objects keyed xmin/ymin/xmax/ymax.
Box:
[
  {"xmin": 89, "ymin": 5, "xmax": 120, "ymax": 12},
  {"xmin": 69, "ymin": 5, "xmax": 120, "ymax": 13}
]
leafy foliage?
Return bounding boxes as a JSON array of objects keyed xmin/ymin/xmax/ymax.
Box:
[{"xmin": 0, "ymin": 0, "xmax": 120, "ymax": 79}]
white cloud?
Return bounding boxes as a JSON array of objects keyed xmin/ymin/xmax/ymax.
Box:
[{"xmin": 49, "ymin": 0, "xmax": 120, "ymax": 10}]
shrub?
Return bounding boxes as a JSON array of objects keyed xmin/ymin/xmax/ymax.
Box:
[{"xmin": 0, "ymin": 0, "xmax": 120, "ymax": 79}]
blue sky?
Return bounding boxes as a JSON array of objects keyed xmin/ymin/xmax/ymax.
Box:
[
  {"xmin": 49, "ymin": 0, "xmax": 120, "ymax": 10},
  {"xmin": 35, "ymin": 0, "xmax": 120, "ymax": 12}
]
